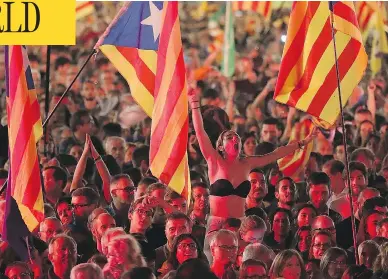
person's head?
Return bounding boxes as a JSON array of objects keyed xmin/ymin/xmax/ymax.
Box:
[
  {"xmin": 269, "ymin": 249, "xmax": 306, "ymax": 279},
  {"xmin": 377, "ymin": 218, "xmax": 388, "ymax": 239},
  {"xmin": 128, "ymin": 197, "xmax": 154, "ymax": 233},
  {"xmin": 48, "ymin": 234, "xmax": 77, "ymax": 271},
  {"xmin": 357, "ymin": 240, "xmax": 379, "ymax": 269},
  {"xmin": 146, "ymin": 182, "xmax": 166, "ymax": 199},
  {"xmin": 311, "ymin": 215, "xmax": 336, "ymax": 242},
  {"xmin": 358, "ymin": 120, "xmax": 375, "ymax": 144},
  {"xmin": 239, "ymin": 215, "xmax": 267, "ymax": 244},
  {"xmin": 275, "ymin": 177, "xmax": 297, "ymax": 206},
  {"xmin": 305, "ymin": 153, "xmax": 322, "ymax": 181},
  {"xmin": 293, "ymin": 203, "xmax": 318, "ymax": 228},
  {"xmin": 132, "ymin": 145, "xmax": 150, "ymax": 174},
  {"xmin": 105, "ymin": 136, "xmax": 126, "ymax": 167},
  {"xmin": 68, "ymin": 144, "xmax": 83, "ymax": 161},
  {"xmin": 70, "ymin": 110, "xmax": 94, "ymax": 134},
  {"xmin": 216, "ymin": 130, "xmax": 242, "ymax": 159},
  {"xmin": 223, "ymin": 218, "xmax": 242, "ymax": 232},
  {"xmin": 242, "ymin": 132, "xmax": 258, "ymax": 156},
  {"xmin": 55, "ymin": 197, "xmax": 73, "ymax": 225},
  {"xmin": 358, "ymin": 188, "xmax": 381, "ymax": 214},
  {"xmin": 309, "ymin": 230, "xmax": 334, "ymax": 260},
  {"xmin": 70, "ymin": 263, "xmax": 103, "ymax": 279},
  {"xmin": 80, "ymin": 79, "xmax": 97, "ymax": 101},
  {"xmin": 307, "ymin": 172, "xmax": 331, "ymax": 210},
  {"xmin": 43, "ymin": 166, "xmax": 68, "ymax": 196},
  {"xmin": 135, "ymin": 177, "xmax": 158, "ymax": 200},
  {"xmin": 100, "ymin": 227, "xmax": 126, "ymax": 256},
  {"xmin": 71, "ymin": 187, "xmax": 100, "ymax": 222},
  {"xmin": 296, "ymin": 226, "xmax": 312, "ymax": 253},
  {"xmin": 345, "ymin": 161, "xmax": 368, "ymax": 197},
  {"xmin": 91, "ymin": 213, "xmax": 116, "ymax": 245},
  {"xmin": 350, "ymin": 149, "xmax": 375, "ymax": 174},
  {"xmin": 248, "ymin": 169, "xmax": 268, "ymax": 204},
  {"xmin": 191, "ymin": 182, "xmax": 209, "ymax": 212},
  {"xmin": 354, "ymin": 109, "xmax": 373, "ymax": 127},
  {"xmin": 174, "ymin": 258, "xmax": 217, "ymax": 279},
  {"xmin": 5, "ymin": 261, "xmax": 33, "ymax": 279},
  {"xmin": 239, "ymin": 259, "xmax": 267, "ymax": 279},
  {"xmin": 341, "ymin": 265, "xmax": 373, "ymax": 279},
  {"xmin": 320, "ymin": 247, "xmax": 347, "ymax": 279},
  {"xmin": 269, "ymin": 208, "xmax": 292, "ymax": 238},
  {"xmin": 210, "ymin": 229, "xmax": 238, "ymax": 265},
  {"xmin": 106, "ymin": 235, "xmax": 146, "ymax": 272},
  {"xmin": 322, "ymin": 160, "xmax": 345, "ymax": 191},
  {"xmin": 165, "ymin": 212, "xmax": 192, "ymax": 247},
  {"xmin": 110, "ymin": 174, "xmax": 135, "ymax": 205},
  {"xmin": 242, "ymin": 243, "xmax": 276, "ymax": 270},
  {"xmin": 39, "ymin": 217, "xmax": 63, "ymax": 243},
  {"xmin": 121, "ymin": 267, "xmax": 156, "ymax": 279},
  {"xmin": 165, "ymin": 189, "xmax": 187, "ymax": 214},
  {"xmin": 168, "ymin": 233, "xmax": 203, "ymax": 268},
  {"xmin": 373, "ymin": 242, "xmax": 388, "ymax": 272},
  {"xmin": 261, "ymin": 118, "xmax": 282, "ymax": 144},
  {"xmin": 362, "ymin": 196, "xmax": 388, "ymax": 217},
  {"xmin": 362, "ymin": 210, "xmax": 384, "ymax": 241}
]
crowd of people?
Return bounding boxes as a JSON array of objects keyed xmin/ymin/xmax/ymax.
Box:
[{"xmin": 1, "ymin": 2, "xmax": 388, "ymax": 279}]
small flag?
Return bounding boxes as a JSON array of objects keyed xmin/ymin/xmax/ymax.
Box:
[
  {"xmin": 3, "ymin": 46, "xmax": 44, "ymax": 260},
  {"xmin": 76, "ymin": 1, "xmax": 95, "ymax": 20},
  {"xmin": 222, "ymin": 2, "xmax": 235, "ymax": 77},
  {"xmin": 95, "ymin": 2, "xmax": 191, "ymax": 202},
  {"xmin": 274, "ymin": 2, "xmax": 367, "ymax": 128},
  {"xmin": 232, "ymin": 1, "xmax": 272, "ymax": 21}
]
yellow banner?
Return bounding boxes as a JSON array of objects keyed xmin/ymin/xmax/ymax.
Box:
[{"xmin": 0, "ymin": 0, "xmax": 76, "ymax": 45}]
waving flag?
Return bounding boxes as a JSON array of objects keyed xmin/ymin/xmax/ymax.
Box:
[
  {"xmin": 76, "ymin": 1, "xmax": 95, "ymax": 20},
  {"xmin": 4, "ymin": 46, "xmax": 44, "ymax": 260},
  {"xmin": 95, "ymin": 2, "xmax": 190, "ymax": 201},
  {"xmin": 274, "ymin": 2, "xmax": 367, "ymax": 129},
  {"xmin": 278, "ymin": 118, "xmax": 314, "ymax": 179},
  {"xmin": 232, "ymin": 1, "xmax": 272, "ymax": 21}
]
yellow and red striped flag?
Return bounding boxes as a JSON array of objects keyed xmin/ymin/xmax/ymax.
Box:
[
  {"xmin": 232, "ymin": 1, "xmax": 272, "ymax": 21},
  {"xmin": 278, "ymin": 118, "xmax": 314, "ymax": 179},
  {"xmin": 3, "ymin": 46, "xmax": 44, "ymax": 260},
  {"xmin": 274, "ymin": 2, "xmax": 367, "ymax": 129},
  {"xmin": 95, "ymin": 2, "xmax": 190, "ymax": 201},
  {"xmin": 76, "ymin": 1, "xmax": 95, "ymax": 20},
  {"xmin": 356, "ymin": 1, "xmax": 376, "ymax": 35}
]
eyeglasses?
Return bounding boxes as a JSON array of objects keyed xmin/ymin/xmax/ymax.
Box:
[
  {"xmin": 178, "ymin": 242, "xmax": 197, "ymax": 250},
  {"xmin": 71, "ymin": 203, "xmax": 90, "ymax": 209},
  {"xmin": 134, "ymin": 208, "xmax": 153, "ymax": 217},
  {"xmin": 113, "ymin": 186, "xmax": 135, "ymax": 193},
  {"xmin": 328, "ymin": 260, "xmax": 347, "ymax": 267},
  {"xmin": 312, "ymin": 227, "xmax": 336, "ymax": 234},
  {"xmin": 217, "ymin": 245, "xmax": 238, "ymax": 251},
  {"xmin": 312, "ymin": 243, "xmax": 330, "ymax": 249}
]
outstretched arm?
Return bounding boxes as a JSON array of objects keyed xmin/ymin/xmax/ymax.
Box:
[
  {"xmin": 189, "ymin": 80, "xmax": 218, "ymax": 162},
  {"xmin": 71, "ymin": 138, "xmax": 90, "ymax": 192},
  {"xmin": 246, "ymin": 127, "xmax": 317, "ymax": 169}
]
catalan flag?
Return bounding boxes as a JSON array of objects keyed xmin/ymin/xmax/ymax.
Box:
[
  {"xmin": 76, "ymin": 1, "xmax": 95, "ymax": 20},
  {"xmin": 3, "ymin": 46, "xmax": 44, "ymax": 260},
  {"xmin": 278, "ymin": 118, "xmax": 314, "ymax": 179},
  {"xmin": 356, "ymin": 1, "xmax": 376, "ymax": 35},
  {"xmin": 232, "ymin": 1, "xmax": 272, "ymax": 21},
  {"xmin": 95, "ymin": 2, "xmax": 190, "ymax": 201},
  {"xmin": 274, "ymin": 2, "xmax": 367, "ymax": 129}
]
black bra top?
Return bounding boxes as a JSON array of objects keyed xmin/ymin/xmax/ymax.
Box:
[{"xmin": 210, "ymin": 179, "xmax": 251, "ymax": 198}]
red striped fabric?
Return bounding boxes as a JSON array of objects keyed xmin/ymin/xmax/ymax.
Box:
[{"xmin": 232, "ymin": 1, "xmax": 272, "ymax": 20}]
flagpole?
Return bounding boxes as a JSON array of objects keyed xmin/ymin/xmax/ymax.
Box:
[
  {"xmin": 0, "ymin": 48, "xmax": 96, "ymax": 196},
  {"xmin": 44, "ymin": 45, "xmax": 51, "ymax": 157},
  {"xmin": 328, "ymin": 3, "xmax": 359, "ymax": 265}
]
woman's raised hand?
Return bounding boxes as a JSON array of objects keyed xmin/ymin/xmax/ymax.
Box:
[{"xmin": 304, "ymin": 126, "xmax": 318, "ymax": 144}]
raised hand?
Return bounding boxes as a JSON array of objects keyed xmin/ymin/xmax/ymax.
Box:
[
  {"xmin": 304, "ymin": 126, "xmax": 318, "ymax": 144},
  {"xmin": 87, "ymin": 134, "xmax": 99, "ymax": 159}
]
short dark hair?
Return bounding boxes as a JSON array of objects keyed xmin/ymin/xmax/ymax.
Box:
[
  {"xmin": 138, "ymin": 176, "xmax": 158, "ymax": 187},
  {"xmin": 123, "ymin": 168, "xmax": 142, "ymax": 187},
  {"xmin": 307, "ymin": 172, "xmax": 331, "ymax": 192},
  {"xmin": 132, "ymin": 145, "xmax": 150, "ymax": 168},
  {"xmin": 250, "ymin": 168, "xmax": 265, "ymax": 175},
  {"xmin": 355, "ymin": 108, "xmax": 372, "ymax": 116},
  {"xmin": 262, "ymin": 117, "xmax": 282, "ymax": 131},
  {"xmin": 245, "ymin": 207, "xmax": 268, "ymax": 221},
  {"xmin": 192, "ymin": 181, "xmax": 208, "ymax": 190},
  {"xmin": 165, "ymin": 188, "xmax": 183, "ymax": 202},
  {"xmin": 121, "ymin": 267, "xmax": 155, "ymax": 279},
  {"xmin": 70, "ymin": 110, "xmax": 91, "ymax": 132},
  {"xmin": 268, "ymin": 208, "xmax": 292, "ymax": 226},
  {"xmin": 44, "ymin": 166, "xmax": 68, "ymax": 189},
  {"xmin": 54, "ymin": 56, "xmax": 71, "ymax": 70},
  {"xmin": 362, "ymin": 197, "xmax": 387, "ymax": 217},
  {"xmin": 275, "ymin": 177, "xmax": 295, "ymax": 192},
  {"xmin": 345, "ymin": 161, "xmax": 368, "ymax": 179},
  {"xmin": 56, "ymin": 154, "xmax": 77, "ymax": 168},
  {"xmin": 102, "ymin": 123, "xmax": 122, "ymax": 138},
  {"xmin": 323, "ymin": 160, "xmax": 345, "ymax": 175},
  {"xmin": 223, "ymin": 218, "xmax": 242, "ymax": 229},
  {"xmin": 292, "ymin": 203, "xmax": 318, "ymax": 221},
  {"xmin": 166, "ymin": 212, "xmax": 191, "ymax": 226},
  {"xmin": 350, "ymin": 148, "xmax": 375, "ymax": 163},
  {"xmin": 55, "ymin": 196, "xmax": 72, "ymax": 211},
  {"xmin": 71, "ymin": 187, "xmax": 100, "ymax": 206},
  {"xmin": 110, "ymin": 174, "xmax": 133, "ymax": 187},
  {"xmin": 202, "ymin": 88, "xmax": 220, "ymax": 100},
  {"xmin": 255, "ymin": 142, "xmax": 276, "ymax": 156}
]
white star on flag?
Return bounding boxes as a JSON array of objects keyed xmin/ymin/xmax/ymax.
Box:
[{"xmin": 141, "ymin": 1, "xmax": 163, "ymax": 42}]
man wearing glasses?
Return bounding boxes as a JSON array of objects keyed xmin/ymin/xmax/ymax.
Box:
[
  {"xmin": 106, "ymin": 174, "xmax": 135, "ymax": 230},
  {"xmin": 71, "ymin": 187, "xmax": 100, "ymax": 226},
  {"xmin": 5, "ymin": 261, "xmax": 34, "ymax": 279},
  {"xmin": 210, "ymin": 229, "xmax": 238, "ymax": 279}
]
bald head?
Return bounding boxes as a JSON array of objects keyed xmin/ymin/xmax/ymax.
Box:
[
  {"xmin": 39, "ymin": 217, "xmax": 63, "ymax": 243},
  {"xmin": 311, "ymin": 215, "xmax": 336, "ymax": 242}
]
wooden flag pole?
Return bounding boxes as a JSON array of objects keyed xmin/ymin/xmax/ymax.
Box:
[
  {"xmin": 44, "ymin": 45, "xmax": 51, "ymax": 157},
  {"xmin": 328, "ymin": 2, "xmax": 359, "ymax": 265},
  {"xmin": 0, "ymin": 48, "xmax": 97, "ymax": 196}
]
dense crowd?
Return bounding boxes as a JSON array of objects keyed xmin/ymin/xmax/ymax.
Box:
[{"xmin": 1, "ymin": 2, "xmax": 388, "ymax": 279}]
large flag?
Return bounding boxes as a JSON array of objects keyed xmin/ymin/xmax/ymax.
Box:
[
  {"xmin": 95, "ymin": 2, "xmax": 190, "ymax": 200},
  {"xmin": 356, "ymin": 1, "xmax": 376, "ymax": 36},
  {"xmin": 222, "ymin": 2, "xmax": 235, "ymax": 77},
  {"xmin": 76, "ymin": 1, "xmax": 95, "ymax": 20},
  {"xmin": 278, "ymin": 118, "xmax": 314, "ymax": 179},
  {"xmin": 232, "ymin": 1, "xmax": 272, "ymax": 21},
  {"xmin": 3, "ymin": 46, "xmax": 44, "ymax": 260},
  {"xmin": 274, "ymin": 2, "xmax": 367, "ymax": 129}
]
